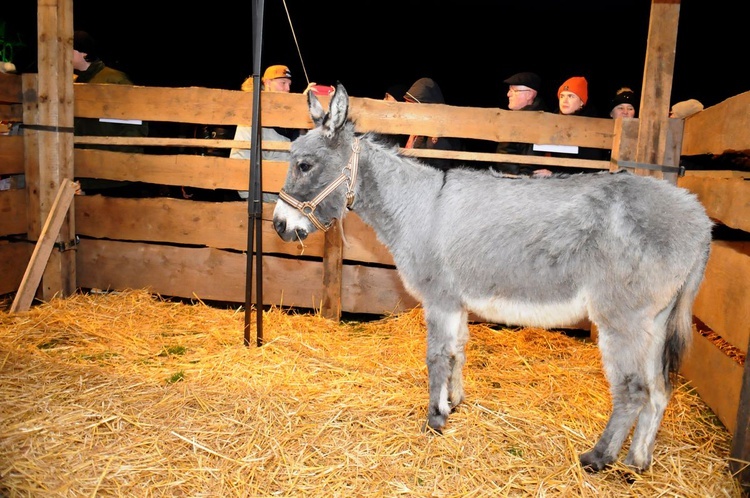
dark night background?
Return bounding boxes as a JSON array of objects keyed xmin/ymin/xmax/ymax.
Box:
[{"xmin": 4, "ymin": 1, "xmax": 749, "ymax": 115}]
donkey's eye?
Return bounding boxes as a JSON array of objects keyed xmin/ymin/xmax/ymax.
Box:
[{"xmin": 298, "ymin": 162, "xmax": 313, "ymax": 173}]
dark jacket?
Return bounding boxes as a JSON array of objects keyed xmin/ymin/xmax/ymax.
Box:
[
  {"xmin": 493, "ymin": 96, "xmax": 549, "ymax": 175},
  {"xmin": 404, "ymin": 78, "xmax": 461, "ymax": 170},
  {"xmin": 74, "ymin": 61, "xmax": 149, "ymax": 152},
  {"xmin": 539, "ymin": 105, "xmax": 606, "ymax": 175},
  {"xmin": 74, "ymin": 60, "xmax": 150, "ymax": 193}
]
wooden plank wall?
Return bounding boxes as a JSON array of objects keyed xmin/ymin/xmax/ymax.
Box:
[{"xmin": 1, "ymin": 75, "xmax": 749, "ymax": 444}]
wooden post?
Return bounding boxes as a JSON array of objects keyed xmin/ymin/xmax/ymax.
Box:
[
  {"xmin": 29, "ymin": 0, "xmax": 76, "ymax": 301},
  {"xmin": 635, "ymin": 0, "xmax": 681, "ymax": 182},
  {"xmin": 321, "ymin": 223, "xmax": 343, "ymax": 320}
]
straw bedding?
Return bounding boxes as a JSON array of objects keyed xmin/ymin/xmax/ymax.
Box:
[{"xmin": 0, "ymin": 289, "xmax": 743, "ymax": 497}]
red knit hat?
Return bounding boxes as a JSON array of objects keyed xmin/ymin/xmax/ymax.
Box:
[{"xmin": 558, "ymin": 76, "xmax": 588, "ymax": 104}]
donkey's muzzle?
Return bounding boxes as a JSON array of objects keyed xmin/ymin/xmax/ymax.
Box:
[{"xmin": 273, "ymin": 217, "xmax": 308, "ymax": 242}]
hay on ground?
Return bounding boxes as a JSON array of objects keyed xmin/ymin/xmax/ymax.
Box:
[{"xmin": 0, "ymin": 289, "xmax": 743, "ymax": 497}]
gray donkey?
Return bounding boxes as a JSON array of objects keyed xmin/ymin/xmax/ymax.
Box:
[{"xmin": 272, "ymin": 83, "xmax": 713, "ymax": 472}]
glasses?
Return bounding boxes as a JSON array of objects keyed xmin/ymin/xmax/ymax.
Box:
[{"xmin": 508, "ymin": 88, "xmax": 533, "ymax": 94}]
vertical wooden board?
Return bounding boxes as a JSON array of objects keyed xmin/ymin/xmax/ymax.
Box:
[
  {"xmin": 21, "ymin": 74, "xmax": 40, "ymax": 239},
  {"xmin": 635, "ymin": 0, "xmax": 680, "ymax": 178},
  {"xmin": 34, "ymin": 0, "xmax": 77, "ymax": 300},
  {"xmin": 681, "ymin": 330, "xmax": 743, "ymax": 434},
  {"xmin": 321, "ymin": 224, "xmax": 343, "ymax": 320},
  {"xmin": 610, "ymin": 118, "xmax": 638, "ymax": 170},
  {"xmin": 693, "ymin": 241, "xmax": 750, "ymax": 353}
]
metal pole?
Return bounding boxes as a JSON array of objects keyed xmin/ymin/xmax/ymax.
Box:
[{"xmin": 244, "ymin": 0, "xmax": 265, "ymax": 347}]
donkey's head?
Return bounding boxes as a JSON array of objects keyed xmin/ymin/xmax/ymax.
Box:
[{"xmin": 273, "ymin": 83, "xmax": 358, "ymax": 242}]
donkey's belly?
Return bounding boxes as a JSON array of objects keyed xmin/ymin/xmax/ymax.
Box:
[{"xmin": 466, "ymin": 293, "xmax": 588, "ymax": 329}]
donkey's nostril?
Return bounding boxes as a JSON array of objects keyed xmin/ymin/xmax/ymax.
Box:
[{"xmin": 273, "ymin": 218, "xmax": 286, "ymax": 235}]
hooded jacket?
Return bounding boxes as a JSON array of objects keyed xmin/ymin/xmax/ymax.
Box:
[
  {"xmin": 403, "ymin": 78, "xmax": 460, "ymax": 170},
  {"xmin": 404, "ymin": 77, "xmax": 445, "ymax": 104}
]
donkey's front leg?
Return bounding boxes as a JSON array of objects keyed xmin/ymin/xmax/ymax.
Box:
[{"xmin": 424, "ymin": 307, "xmax": 467, "ymax": 433}]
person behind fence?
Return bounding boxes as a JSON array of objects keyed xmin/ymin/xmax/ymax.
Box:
[
  {"xmin": 73, "ymin": 30, "xmax": 149, "ymax": 196},
  {"xmin": 608, "ymin": 86, "xmax": 638, "ymax": 119},
  {"xmin": 230, "ymin": 65, "xmax": 297, "ymax": 201},
  {"xmin": 381, "ymin": 83, "xmax": 409, "ymax": 147},
  {"xmin": 402, "ymin": 77, "xmax": 461, "ymax": 170},
  {"xmin": 605, "ymin": 86, "xmax": 639, "ymax": 161},
  {"xmin": 534, "ymin": 75, "xmax": 605, "ymax": 176},
  {"xmin": 492, "ymin": 71, "xmax": 549, "ymax": 176},
  {"xmin": 669, "ymin": 98, "xmax": 704, "ymax": 118}
]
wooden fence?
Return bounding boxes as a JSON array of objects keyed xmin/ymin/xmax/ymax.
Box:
[{"xmin": 0, "ymin": 72, "xmax": 749, "ymax": 485}]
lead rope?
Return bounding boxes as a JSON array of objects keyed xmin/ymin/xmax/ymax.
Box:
[{"xmin": 281, "ymin": 0, "xmax": 311, "ymax": 87}]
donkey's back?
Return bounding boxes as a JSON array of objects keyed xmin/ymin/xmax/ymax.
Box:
[{"xmin": 412, "ymin": 169, "xmax": 712, "ymax": 331}]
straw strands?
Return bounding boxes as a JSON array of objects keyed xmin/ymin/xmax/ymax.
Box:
[{"xmin": 0, "ymin": 289, "xmax": 742, "ymax": 497}]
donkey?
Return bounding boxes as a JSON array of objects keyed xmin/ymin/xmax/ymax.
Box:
[{"xmin": 272, "ymin": 83, "xmax": 713, "ymax": 473}]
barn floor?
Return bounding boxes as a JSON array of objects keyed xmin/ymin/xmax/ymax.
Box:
[{"xmin": 0, "ymin": 289, "xmax": 743, "ymax": 497}]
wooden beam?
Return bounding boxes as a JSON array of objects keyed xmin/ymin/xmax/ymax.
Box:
[
  {"xmin": 34, "ymin": 0, "xmax": 77, "ymax": 300},
  {"xmin": 321, "ymin": 223, "xmax": 344, "ymax": 320},
  {"xmin": 636, "ymin": 0, "xmax": 681, "ymax": 181},
  {"xmin": 10, "ymin": 179, "xmax": 77, "ymax": 312}
]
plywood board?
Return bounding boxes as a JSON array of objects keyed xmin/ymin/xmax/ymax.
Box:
[
  {"xmin": 75, "ymin": 239, "xmax": 415, "ymax": 315},
  {"xmin": 681, "ymin": 330, "xmax": 744, "ymax": 434},
  {"xmin": 678, "ymin": 176, "xmax": 750, "ymax": 233},
  {"xmin": 693, "ymin": 241, "xmax": 750, "ymax": 353}
]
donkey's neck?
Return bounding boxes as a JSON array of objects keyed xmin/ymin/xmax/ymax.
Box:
[{"xmin": 352, "ymin": 136, "xmax": 445, "ymax": 250}]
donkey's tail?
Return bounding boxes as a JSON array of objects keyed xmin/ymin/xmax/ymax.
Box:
[{"xmin": 663, "ymin": 244, "xmax": 711, "ymax": 381}]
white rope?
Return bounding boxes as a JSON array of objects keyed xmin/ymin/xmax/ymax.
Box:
[{"xmin": 281, "ymin": 0, "xmax": 310, "ymax": 86}]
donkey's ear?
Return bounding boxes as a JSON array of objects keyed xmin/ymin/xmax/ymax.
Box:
[
  {"xmin": 326, "ymin": 84, "xmax": 349, "ymax": 135},
  {"xmin": 308, "ymin": 91, "xmax": 326, "ymax": 127}
]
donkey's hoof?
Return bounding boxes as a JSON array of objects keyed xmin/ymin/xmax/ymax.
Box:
[
  {"xmin": 422, "ymin": 420, "xmax": 442, "ymax": 435},
  {"xmin": 423, "ymin": 413, "xmax": 446, "ymax": 434},
  {"xmin": 579, "ymin": 449, "xmax": 613, "ymax": 473},
  {"xmin": 623, "ymin": 454, "xmax": 650, "ymax": 474}
]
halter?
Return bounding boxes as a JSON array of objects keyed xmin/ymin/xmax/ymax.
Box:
[{"xmin": 278, "ymin": 137, "xmax": 360, "ymax": 232}]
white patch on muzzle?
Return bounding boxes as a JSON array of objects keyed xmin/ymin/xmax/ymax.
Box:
[{"xmin": 273, "ymin": 199, "xmax": 316, "ymax": 239}]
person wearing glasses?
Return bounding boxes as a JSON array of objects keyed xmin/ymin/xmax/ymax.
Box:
[
  {"xmin": 230, "ymin": 65, "xmax": 299, "ymax": 201},
  {"xmin": 492, "ymin": 71, "xmax": 549, "ymax": 175}
]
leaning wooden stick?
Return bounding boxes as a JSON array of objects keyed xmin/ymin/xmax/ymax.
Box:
[{"xmin": 10, "ymin": 179, "xmax": 78, "ymax": 313}]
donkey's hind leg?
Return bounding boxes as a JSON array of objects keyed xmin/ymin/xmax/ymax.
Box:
[
  {"xmin": 423, "ymin": 306, "xmax": 467, "ymax": 433},
  {"xmin": 623, "ymin": 313, "xmax": 671, "ymax": 472},
  {"xmin": 579, "ymin": 322, "xmax": 652, "ymax": 472},
  {"xmin": 448, "ymin": 310, "xmax": 469, "ymax": 409}
]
